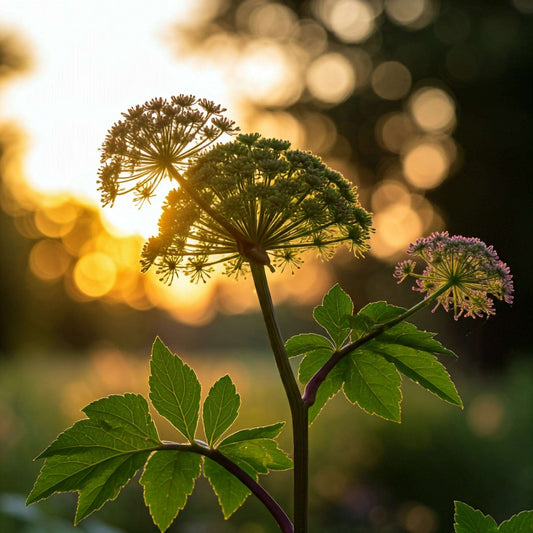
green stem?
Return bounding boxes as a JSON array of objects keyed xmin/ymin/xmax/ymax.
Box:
[
  {"xmin": 250, "ymin": 263, "xmax": 309, "ymax": 533},
  {"xmin": 302, "ymin": 282, "xmax": 454, "ymax": 407}
]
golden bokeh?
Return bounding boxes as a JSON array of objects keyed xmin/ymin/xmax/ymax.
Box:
[
  {"xmin": 409, "ymin": 87, "xmax": 456, "ymax": 132},
  {"xmin": 73, "ymin": 252, "xmax": 117, "ymax": 298},
  {"xmin": 371, "ymin": 61, "xmax": 412, "ymax": 100},
  {"xmin": 377, "ymin": 112, "xmax": 417, "ymax": 153},
  {"xmin": 306, "ymin": 52, "xmax": 356, "ymax": 104},
  {"xmin": 237, "ymin": 40, "xmax": 302, "ymax": 107},
  {"xmin": 371, "ymin": 180, "xmax": 411, "ymax": 212},
  {"xmin": 369, "ymin": 203, "xmax": 424, "ymax": 259},
  {"xmin": 385, "ymin": 0, "xmax": 437, "ymax": 29},
  {"xmin": 402, "ymin": 140, "xmax": 449, "ymax": 189},
  {"xmin": 317, "ymin": 0, "xmax": 377, "ymax": 43},
  {"xmin": 246, "ymin": 2, "xmax": 298, "ymax": 40},
  {"xmin": 29, "ymin": 239, "xmax": 71, "ymax": 281}
]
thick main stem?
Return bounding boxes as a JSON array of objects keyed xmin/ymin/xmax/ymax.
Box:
[
  {"xmin": 162, "ymin": 441, "xmax": 293, "ymax": 533},
  {"xmin": 250, "ymin": 263, "xmax": 309, "ymax": 533}
]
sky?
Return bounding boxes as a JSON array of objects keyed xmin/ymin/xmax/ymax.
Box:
[{"xmin": 0, "ymin": 0, "xmax": 231, "ymax": 236}]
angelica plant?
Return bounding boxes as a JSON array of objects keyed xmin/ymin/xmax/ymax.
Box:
[{"xmin": 27, "ymin": 96, "xmax": 523, "ymax": 533}]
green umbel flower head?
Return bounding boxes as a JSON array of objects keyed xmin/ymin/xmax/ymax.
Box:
[
  {"xmin": 97, "ymin": 95, "xmax": 238, "ymax": 207},
  {"xmin": 141, "ymin": 133, "xmax": 373, "ymax": 283}
]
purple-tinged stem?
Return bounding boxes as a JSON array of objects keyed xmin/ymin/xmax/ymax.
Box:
[{"xmin": 161, "ymin": 441, "xmax": 293, "ymax": 533}]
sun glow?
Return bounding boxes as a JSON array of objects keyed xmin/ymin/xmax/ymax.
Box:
[{"xmin": 1, "ymin": 0, "xmax": 234, "ymax": 238}]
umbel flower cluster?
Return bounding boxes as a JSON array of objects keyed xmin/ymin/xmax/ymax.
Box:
[
  {"xmin": 141, "ymin": 133, "xmax": 373, "ymax": 282},
  {"xmin": 97, "ymin": 95, "xmax": 238, "ymax": 207},
  {"xmin": 394, "ymin": 232, "xmax": 514, "ymax": 319}
]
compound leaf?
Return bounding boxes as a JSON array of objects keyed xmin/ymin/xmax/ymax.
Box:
[
  {"xmin": 149, "ymin": 337, "xmax": 201, "ymax": 442},
  {"xmin": 141, "ymin": 451, "xmax": 202, "ymax": 532}
]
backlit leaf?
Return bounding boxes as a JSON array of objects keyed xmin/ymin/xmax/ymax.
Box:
[
  {"xmin": 141, "ymin": 451, "xmax": 202, "ymax": 532},
  {"xmin": 313, "ymin": 284, "xmax": 353, "ymax": 348},
  {"xmin": 27, "ymin": 394, "xmax": 160, "ymax": 524},
  {"xmin": 203, "ymin": 375, "xmax": 240, "ymax": 447},
  {"xmin": 454, "ymin": 501, "xmax": 499, "ymax": 533},
  {"xmin": 149, "ymin": 337, "xmax": 201, "ymax": 442}
]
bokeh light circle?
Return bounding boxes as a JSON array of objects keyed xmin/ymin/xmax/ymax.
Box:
[
  {"xmin": 409, "ymin": 87, "xmax": 456, "ymax": 132},
  {"xmin": 371, "ymin": 61, "xmax": 412, "ymax": 100},
  {"xmin": 403, "ymin": 141, "xmax": 449, "ymax": 189},
  {"xmin": 306, "ymin": 52, "xmax": 355, "ymax": 104},
  {"xmin": 73, "ymin": 252, "xmax": 117, "ymax": 298}
]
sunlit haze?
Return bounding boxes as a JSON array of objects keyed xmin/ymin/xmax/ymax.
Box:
[{"xmin": 1, "ymin": 0, "xmax": 232, "ymax": 237}]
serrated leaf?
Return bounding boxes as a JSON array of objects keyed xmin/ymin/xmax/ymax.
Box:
[
  {"xmin": 356, "ymin": 301, "xmax": 406, "ymax": 325},
  {"xmin": 220, "ymin": 439, "xmax": 293, "ymax": 474},
  {"xmin": 149, "ymin": 337, "xmax": 201, "ymax": 442},
  {"xmin": 285, "ymin": 333, "xmax": 334, "ymax": 358},
  {"xmin": 348, "ymin": 302, "xmax": 462, "ymax": 408},
  {"xmin": 204, "ymin": 457, "xmax": 251, "ymax": 519},
  {"xmin": 141, "ymin": 451, "xmax": 202, "ymax": 532},
  {"xmin": 27, "ymin": 394, "xmax": 160, "ymax": 524},
  {"xmin": 220, "ymin": 422, "xmax": 285, "ymax": 446},
  {"xmin": 454, "ymin": 501, "xmax": 499, "ymax": 533},
  {"xmin": 203, "ymin": 375, "xmax": 240, "ymax": 447},
  {"xmin": 371, "ymin": 342, "xmax": 462, "ymax": 407},
  {"xmin": 499, "ymin": 510, "xmax": 533, "ymax": 533},
  {"xmin": 313, "ymin": 284, "xmax": 354, "ymax": 348},
  {"xmin": 205, "ymin": 421, "xmax": 292, "ymax": 519},
  {"xmin": 343, "ymin": 351, "xmax": 402, "ymax": 422}
]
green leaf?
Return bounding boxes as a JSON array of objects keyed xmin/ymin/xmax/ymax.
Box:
[
  {"xmin": 205, "ymin": 423, "xmax": 292, "ymax": 518},
  {"xmin": 220, "ymin": 422, "xmax": 285, "ymax": 446},
  {"xmin": 313, "ymin": 284, "xmax": 353, "ymax": 348},
  {"xmin": 371, "ymin": 342, "xmax": 462, "ymax": 407},
  {"xmin": 149, "ymin": 337, "xmax": 201, "ymax": 442},
  {"xmin": 204, "ymin": 457, "xmax": 251, "ymax": 519},
  {"xmin": 342, "ymin": 351, "xmax": 402, "ymax": 422},
  {"xmin": 350, "ymin": 302, "xmax": 462, "ymax": 408},
  {"xmin": 499, "ymin": 510, "xmax": 533, "ymax": 533},
  {"xmin": 141, "ymin": 451, "xmax": 202, "ymax": 532},
  {"xmin": 27, "ymin": 394, "xmax": 160, "ymax": 524},
  {"xmin": 356, "ymin": 302, "xmax": 455, "ymax": 356},
  {"xmin": 285, "ymin": 333, "xmax": 334, "ymax": 358},
  {"xmin": 454, "ymin": 501, "xmax": 499, "ymax": 533},
  {"xmin": 203, "ymin": 375, "xmax": 240, "ymax": 447},
  {"xmin": 220, "ymin": 439, "xmax": 293, "ymax": 474}
]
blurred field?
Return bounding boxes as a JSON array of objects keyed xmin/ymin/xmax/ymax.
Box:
[{"xmin": 1, "ymin": 348, "xmax": 531, "ymax": 533}]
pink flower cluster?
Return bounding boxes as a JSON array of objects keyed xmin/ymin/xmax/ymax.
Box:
[{"xmin": 394, "ymin": 232, "xmax": 513, "ymax": 319}]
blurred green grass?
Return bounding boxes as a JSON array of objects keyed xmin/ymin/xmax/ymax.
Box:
[{"xmin": 1, "ymin": 350, "xmax": 531, "ymax": 532}]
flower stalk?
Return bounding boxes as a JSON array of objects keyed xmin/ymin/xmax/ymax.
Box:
[{"xmin": 250, "ymin": 263, "xmax": 309, "ymax": 533}]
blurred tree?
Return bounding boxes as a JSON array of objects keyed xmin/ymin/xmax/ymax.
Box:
[{"xmin": 169, "ymin": 0, "xmax": 532, "ymax": 368}]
